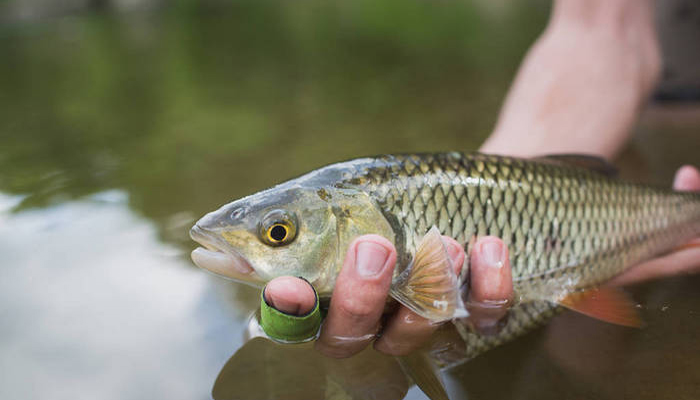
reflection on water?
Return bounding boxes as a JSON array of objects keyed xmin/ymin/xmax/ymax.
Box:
[
  {"xmin": 0, "ymin": 192, "xmax": 238, "ymax": 400},
  {"xmin": 214, "ymin": 338, "xmax": 409, "ymax": 400},
  {"xmin": 445, "ymin": 275, "xmax": 700, "ymax": 399},
  {"xmin": 3, "ymin": 193, "xmax": 699, "ymax": 400},
  {"xmin": 1, "ymin": 1, "xmax": 699, "ymax": 399}
]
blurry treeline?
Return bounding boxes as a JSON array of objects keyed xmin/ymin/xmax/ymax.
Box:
[{"xmin": 0, "ymin": 0, "xmax": 549, "ymax": 246}]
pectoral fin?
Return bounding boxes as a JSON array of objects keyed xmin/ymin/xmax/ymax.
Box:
[
  {"xmin": 557, "ymin": 286, "xmax": 642, "ymax": 328},
  {"xmin": 390, "ymin": 226, "xmax": 468, "ymax": 323},
  {"xmin": 397, "ymin": 351, "xmax": 450, "ymax": 400}
]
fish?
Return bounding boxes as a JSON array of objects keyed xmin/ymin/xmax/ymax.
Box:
[{"xmin": 190, "ymin": 152, "xmax": 700, "ymax": 373}]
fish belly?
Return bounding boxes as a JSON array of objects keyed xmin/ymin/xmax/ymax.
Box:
[{"xmin": 349, "ymin": 152, "xmax": 700, "ymax": 365}]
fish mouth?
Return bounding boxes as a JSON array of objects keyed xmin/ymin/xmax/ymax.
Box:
[{"xmin": 189, "ymin": 225, "xmax": 257, "ymax": 280}]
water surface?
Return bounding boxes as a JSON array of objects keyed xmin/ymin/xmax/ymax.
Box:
[{"xmin": 1, "ymin": 2, "xmax": 699, "ymax": 399}]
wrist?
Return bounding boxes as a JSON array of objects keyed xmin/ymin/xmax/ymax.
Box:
[
  {"xmin": 548, "ymin": 0, "xmax": 661, "ymax": 94},
  {"xmin": 484, "ymin": 1, "xmax": 661, "ymax": 159}
]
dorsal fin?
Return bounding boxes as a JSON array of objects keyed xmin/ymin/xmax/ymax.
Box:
[
  {"xmin": 557, "ymin": 286, "xmax": 642, "ymax": 328},
  {"xmin": 390, "ymin": 226, "xmax": 467, "ymax": 323},
  {"xmin": 536, "ymin": 154, "xmax": 618, "ymax": 177}
]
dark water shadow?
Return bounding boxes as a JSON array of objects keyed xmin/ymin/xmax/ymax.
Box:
[{"xmin": 213, "ymin": 337, "xmax": 409, "ymax": 400}]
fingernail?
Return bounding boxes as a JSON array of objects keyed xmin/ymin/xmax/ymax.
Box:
[
  {"xmin": 356, "ymin": 241, "xmax": 389, "ymax": 277},
  {"xmin": 673, "ymin": 165, "xmax": 700, "ymax": 192},
  {"xmin": 673, "ymin": 167, "xmax": 686, "ymax": 190},
  {"xmin": 481, "ymin": 240, "xmax": 505, "ymax": 269}
]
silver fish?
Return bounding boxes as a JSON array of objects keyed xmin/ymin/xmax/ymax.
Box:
[{"xmin": 191, "ymin": 152, "xmax": 700, "ymax": 364}]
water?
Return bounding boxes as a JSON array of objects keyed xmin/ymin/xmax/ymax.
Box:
[{"xmin": 1, "ymin": 2, "xmax": 699, "ymax": 399}]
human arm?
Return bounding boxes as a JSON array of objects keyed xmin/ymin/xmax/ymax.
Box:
[
  {"xmin": 263, "ymin": 0, "xmax": 697, "ymax": 358},
  {"xmin": 481, "ymin": 0, "xmax": 699, "ymax": 283},
  {"xmin": 481, "ymin": 0, "xmax": 661, "ymax": 159}
]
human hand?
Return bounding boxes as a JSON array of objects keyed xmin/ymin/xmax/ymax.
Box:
[
  {"xmin": 610, "ymin": 165, "xmax": 700, "ymax": 286},
  {"xmin": 263, "ymin": 163, "xmax": 698, "ymax": 357},
  {"xmin": 263, "ymin": 235, "xmax": 515, "ymax": 358}
]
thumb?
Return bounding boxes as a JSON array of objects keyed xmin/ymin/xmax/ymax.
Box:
[{"xmin": 264, "ymin": 276, "xmax": 317, "ymax": 315}]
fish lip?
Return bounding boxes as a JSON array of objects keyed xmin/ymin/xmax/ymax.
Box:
[
  {"xmin": 190, "ymin": 224, "xmax": 215, "ymax": 247},
  {"xmin": 189, "ymin": 224, "xmax": 256, "ymax": 276},
  {"xmin": 190, "ymin": 224, "xmax": 230, "ymax": 253}
]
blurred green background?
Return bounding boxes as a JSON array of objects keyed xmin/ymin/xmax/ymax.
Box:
[
  {"xmin": 1, "ymin": 1, "xmax": 699, "ymax": 400},
  {"xmin": 0, "ymin": 0, "xmax": 546, "ymax": 236}
]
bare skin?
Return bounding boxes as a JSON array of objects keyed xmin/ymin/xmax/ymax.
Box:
[
  {"xmin": 265, "ymin": 0, "xmax": 700, "ymax": 358},
  {"xmin": 266, "ymin": 234, "xmax": 513, "ymax": 358}
]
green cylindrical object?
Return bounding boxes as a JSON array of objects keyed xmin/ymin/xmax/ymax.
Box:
[{"xmin": 259, "ymin": 281, "xmax": 321, "ymax": 343}]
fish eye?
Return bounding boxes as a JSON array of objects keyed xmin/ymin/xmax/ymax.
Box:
[
  {"xmin": 259, "ymin": 210, "xmax": 297, "ymax": 246},
  {"xmin": 267, "ymin": 224, "xmax": 289, "ymax": 243}
]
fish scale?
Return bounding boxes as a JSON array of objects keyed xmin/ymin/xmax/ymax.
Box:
[
  {"xmin": 191, "ymin": 151, "xmax": 700, "ymax": 369},
  {"xmin": 341, "ymin": 152, "xmax": 700, "ymax": 365}
]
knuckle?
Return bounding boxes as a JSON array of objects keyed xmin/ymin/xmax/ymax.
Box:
[{"xmin": 336, "ymin": 297, "xmax": 376, "ymax": 321}]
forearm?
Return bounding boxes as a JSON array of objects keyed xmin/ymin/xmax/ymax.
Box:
[{"xmin": 481, "ymin": 0, "xmax": 661, "ymax": 159}]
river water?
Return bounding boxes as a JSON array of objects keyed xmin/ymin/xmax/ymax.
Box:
[{"xmin": 1, "ymin": 2, "xmax": 698, "ymax": 399}]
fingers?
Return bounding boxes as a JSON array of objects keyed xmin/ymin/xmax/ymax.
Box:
[
  {"xmin": 673, "ymin": 165, "xmax": 700, "ymax": 191},
  {"xmin": 263, "ymin": 276, "xmax": 317, "ymax": 315},
  {"xmin": 315, "ymin": 235, "xmax": 397, "ymax": 358},
  {"xmin": 376, "ymin": 236, "xmax": 514, "ymax": 355},
  {"xmin": 466, "ymin": 236, "xmax": 513, "ymax": 335},
  {"xmin": 609, "ymin": 240, "xmax": 700, "ymax": 286},
  {"xmin": 267, "ymin": 234, "xmax": 515, "ymax": 358},
  {"xmin": 442, "ymin": 236, "xmax": 466, "ymax": 276},
  {"xmin": 373, "ymin": 236, "xmax": 464, "ymax": 356},
  {"xmin": 612, "ymin": 165, "xmax": 700, "ymax": 286}
]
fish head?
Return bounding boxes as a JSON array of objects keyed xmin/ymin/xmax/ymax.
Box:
[{"xmin": 190, "ymin": 180, "xmax": 395, "ymax": 295}]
